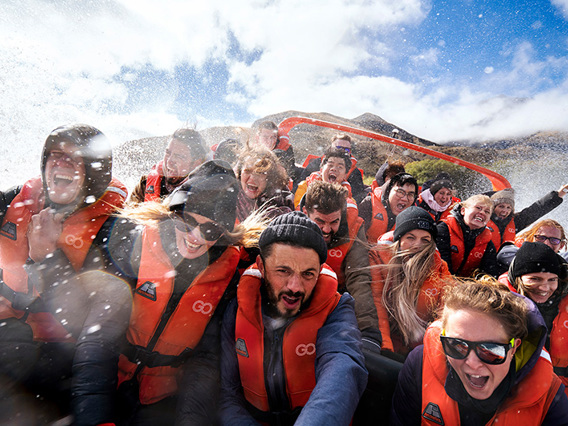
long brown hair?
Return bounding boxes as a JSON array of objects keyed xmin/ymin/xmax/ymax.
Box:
[{"xmin": 380, "ymin": 239, "xmax": 437, "ymax": 346}]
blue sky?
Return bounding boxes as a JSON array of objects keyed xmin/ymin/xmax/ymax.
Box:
[{"xmin": 1, "ymin": 0, "xmax": 568, "ymax": 186}]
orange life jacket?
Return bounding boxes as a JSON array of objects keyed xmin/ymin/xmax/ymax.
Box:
[
  {"xmin": 275, "ymin": 136, "xmax": 292, "ymax": 151},
  {"xmin": 487, "ymin": 217, "xmax": 516, "ymax": 251},
  {"xmin": 117, "ymin": 226, "xmax": 240, "ymax": 404},
  {"xmin": 325, "ymin": 207, "xmax": 363, "ymax": 288},
  {"xmin": 366, "ymin": 184, "xmax": 392, "ymax": 243},
  {"xmin": 0, "ymin": 176, "xmax": 127, "ymax": 342},
  {"xmin": 369, "ymin": 234, "xmax": 452, "ymax": 353},
  {"xmin": 144, "ymin": 161, "xmax": 164, "ymax": 202},
  {"xmin": 421, "ymin": 321, "xmax": 561, "ymax": 426},
  {"xmin": 550, "ymin": 295, "xmax": 568, "ymax": 394},
  {"xmin": 443, "ymin": 215, "xmax": 493, "ymax": 277},
  {"xmin": 235, "ymin": 264, "xmax": 341, "ymax": 412}
]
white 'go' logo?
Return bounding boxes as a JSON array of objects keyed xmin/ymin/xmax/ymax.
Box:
[
  {"xmin": 193, "ymin": 300, "xmax": 213, "ymax": 315},
  {"xmin": 295, "ymin": 343, "xmax": 316, "ymax": 356}
]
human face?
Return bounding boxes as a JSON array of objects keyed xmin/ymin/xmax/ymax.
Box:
[
  {"xmin": 443, "ymin": 308, "xmax": 520, "ymax": 400},
  {"xmin": 45, "ymin": 142, "xmax": 86, "ymax": 205},
  {"xmin": 434, "ymin": 188, "xmax": 453, "ymax": 206},
  {"xmin": 399, "ymin": 229, "xmax": 432, "ymax": 253},
  {"xmin": 304, "ymin": 208, "xmax": 342, "ymax": 244},
  {"xmin": 174, "ymin": 212, "xmax": 223, "ymax": 259},
  {"xmin": 240, "ymin": 164, "xmax": 268, "ymax": 200},
  {"xmin": 388, "ymin": 183, "xmax": 416, "ymax": 216},
  {"xmin": 321, "ymin": 157, "xmax": 347, "ymax": 184},
  {"xmin": 258, "ymin": 243, "xmax": 320, "ymax": 318},
  {"xmin": 257, "ymin": 129, "xmax": 278, "ymax": 150},
  {"xmin": 520, "ymin": 272, "xmax": 559, "ymax": 304},
  {"xmin": 163, "ymin": 138, "xmax": 198, "ymax": 184},
  {"xmin": 461, "ymin": 202, "xmax": 491, "ymax": 229},
  {"xmin": 532, "ymin": 226, "xmax": 565, "ymax": 252},
  {"xmin": 493, "ymin": 203, "xmax": 513, "ymax": 220},
  {"xmin": 331, "ymin": 139, "xmax": 352, "ymax": 155}
]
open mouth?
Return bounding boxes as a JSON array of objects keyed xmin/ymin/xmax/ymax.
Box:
[
  {"xmin": 466, "ymin": 374, "xmax": 489, "ymax": 389},
  {"xmin": 246, "ymin": 184, "xmax": 259, "ymax": 193},
  {"xmin": 281, "ymin": 293, "xmax": 302, "ymax": 310},
  {"xmin": 53, "ymin": 173, "xmax": 75, "ymax": 187},
  {"xmin": 183, "ymin": 237, "xmax": 204, "ymax": 252},
  {"xmin": 327, "ymin": 172, "xmax": 338, "ymax": 182},
  {"xmin": 473, "ymin": 215, "xmax": 486, "ymax": 224}
]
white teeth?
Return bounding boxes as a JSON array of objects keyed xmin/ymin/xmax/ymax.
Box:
[{"xmin": 54, "ymin": 173, "xmax": 74, "ymax": 183}]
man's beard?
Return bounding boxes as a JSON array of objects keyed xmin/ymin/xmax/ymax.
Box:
[{"xmin": 263, "ymin": 277, "xmax": 310, "ymax": 319}]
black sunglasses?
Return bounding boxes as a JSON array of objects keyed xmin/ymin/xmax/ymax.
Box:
[
  {"xmin": 440, "ymin": 330, "xmax": 514, "ymax": 365},
  {"xmin": 172, "ymin": 213, "xmax": 224, "ymax": 242}
]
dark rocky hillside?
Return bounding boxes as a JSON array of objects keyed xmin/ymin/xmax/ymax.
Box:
[{"xmin": 114, "ymin": 110, "xmax": 568, "ymax": 188}]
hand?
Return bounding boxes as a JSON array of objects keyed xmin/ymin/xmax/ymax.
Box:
[
  {"xmin": 27, "ymin": 208, "xmax": 64, "ymax": 262},
  {"xmin": 558, "ymin": 183, "xmax": 568, "ymax": 198}
]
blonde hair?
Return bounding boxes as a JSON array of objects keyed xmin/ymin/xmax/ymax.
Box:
[
  {"xmin": 461, "ymin": 194, "xmax": 494, "ymax": 214},
  {"xmin": 236, "ymin": 148, "xmax": 289, "ymax": 194},
  {"xmin": 117, "ymin": 199, "xmax": 267, "ymax": 249},
  {"xmin": 380, "ymin": 239, "xmax": 438, "ymax": 346},
  {"xmin": 517, "ymin": 219, "xmax": 566, "ymax": 247}
]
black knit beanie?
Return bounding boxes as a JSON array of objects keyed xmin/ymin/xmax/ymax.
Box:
[
  {"xmin": 393, "ymin": 206, "xmax": 437, "ymax": 242},
  {"xmin": 259, "ymin": 211, "xmax": 328, "ymax": 264},
  {"xmin": 509, "ymin": 241, "xmax": 564, "ymax": 283},
  {"xmin": 167, "ymin": 160, "xmax": 239, "ymax": 231}
]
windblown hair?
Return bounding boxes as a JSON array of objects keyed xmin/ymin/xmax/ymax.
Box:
[
  {"xmin": 304, "ymin": 181, "xmax": 347, "ymax": 215},
  {"xmin": 116, "ymin": 199, "xmax": 267, "ymax": 249},
  {"xmin": 517, "ymin": 219, "xmax": 566, "ymax": 247},
  {"xmin": 321, "ymin": 147, "xmax": 351, "ymax": 171},
  {"xmin": 380, "ymin": 239, "xmax": 438, "ymax": 346},
  {"xmin": 441, "ymin": 277, "xmax": 529, "ymax": 341},
  {"xmin": 235, "ymin": 148, "xmax": 289, "ymax": 195}
]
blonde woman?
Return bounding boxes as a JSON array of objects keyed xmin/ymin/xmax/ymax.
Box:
[
  {"xmin": 436, "ymin": 194, "xmax": 500, "ymax": 277},
  {"xmin": 392, "ymin": 278, "xmax": 568, "ymax": 425},
  {"xmin": 103, "ymin": 160, "xmax": 264, "ymax": 424},
  {"xmin": 370, "ymin": 206, "xmax": 453, "ymax": 358}
]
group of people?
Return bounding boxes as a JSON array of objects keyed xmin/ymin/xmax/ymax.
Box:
[{"xmin": 0, "ymin": 120, "xmax": 568, "ymax": 425}]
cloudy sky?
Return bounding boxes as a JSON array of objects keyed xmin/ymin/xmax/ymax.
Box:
[{"xmin": 1, "ymin": 0, "xmax": 568, "ymax": 185}]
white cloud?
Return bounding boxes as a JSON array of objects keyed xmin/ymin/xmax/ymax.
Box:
[{"xmin": 551, "ymin": 0, "xmax": 568, "ymax": 19}]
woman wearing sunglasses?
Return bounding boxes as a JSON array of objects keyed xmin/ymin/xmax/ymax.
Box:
[
  {"xmin": 503, "ymin": 241, "xmax": 568, "ymax": 397},
  {"xmin": 391, "ymin": 279, "xmax": 568, "ymax": 425},
  {"xmin": 369, "ymin": 206, "xmax": 453, "ymax": 359},
  {"xmin": 497, "ymin": 219, "xmax": 567, "ymax": 272},
  {"xmin": 102, "ymin": 160, "xmax": 263, "ymax": 424}
]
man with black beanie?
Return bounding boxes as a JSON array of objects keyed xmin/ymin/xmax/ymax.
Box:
[{"xmin": 219, "ymin": 211, "xmax": 368, "ymax": 425}]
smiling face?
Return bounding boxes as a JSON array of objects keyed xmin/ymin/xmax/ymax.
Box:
[
  {"xmin": 399, "ymin": 229, "xmax": 433, "ymax": 253},
  {"xmin": 531, "ymin": 225, "xmax": 565, "ymax": 253},
  {"xmin": 520, "ymin": 272, "xmax": 559, "ymax": 304},
  {"xmin": 163, "ymin": 138, "xmax": 198, "ymax": 185},
  {"xmin": 388, "ymin": 183, "xmax": 416, "ymax": 216},
  {"xmin": 258, "ymin": 243, "xmax": 320, "ymax": 318},
  {"xmin": 321, "ymin": 156, "xmax": 347, "ymax": 184},
  {"xmin": 461, "ymin": 202, "xmax": 492, "ymax": 229},
  {"xmin": 444, "ymin": 308, "xmax": 519, "ymax": 401},
  {"xmin": 434, "ymin": 188, "xmax": 453, "ymax": 206},
  {"xmin": 304, "ymin": 208, "xmax": 342, "ymax": 244},
  {"xmin": 493, "ymin": 203, "xmax": 513, "ymax": 220},
  {"xmin": 44, "ymin": 141, "xmax": 86, "ymax": 205},
  {"xmin": 240, "ymin": 163, "xmax": 268, "ymax": 199},
  {"xmin": 174, "ymin": 212, "xmax": 222, "ymax": 259}
]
